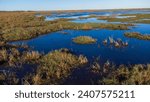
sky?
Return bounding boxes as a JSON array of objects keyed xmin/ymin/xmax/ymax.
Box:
[{"xmin": 0, "ymin": 0, "xmax": 150, "ymax": 11}]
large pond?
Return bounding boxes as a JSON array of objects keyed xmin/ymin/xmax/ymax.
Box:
[{"xmin": 11, "ymin": 24, "xmax": 150, "ymax": 65}]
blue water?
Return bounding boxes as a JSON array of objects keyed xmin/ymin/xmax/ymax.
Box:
[
  {"xmin": 70, "ymin": 17, "xmax": 126, "ymax": 24},
  {"xmin": 11, "ymin": 23, "xmax": 150, "ymax": 65},
  {"xmin": 71, "ymin": 18, "xmax": 108, "ymax": 23},
  {"xmin": 46, "ymin": 10, "xmax": 150, "ymax": 25}
]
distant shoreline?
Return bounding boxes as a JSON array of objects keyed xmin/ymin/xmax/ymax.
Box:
[{"xmin": 0, "ymin": 8, "xmax": 150, "ymax": 12}]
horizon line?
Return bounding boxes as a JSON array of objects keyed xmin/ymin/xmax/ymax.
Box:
[{"xmin": 0, "ymin": 7, "xmax": 150, "ymax": 12}]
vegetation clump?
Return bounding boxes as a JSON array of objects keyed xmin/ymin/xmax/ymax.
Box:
[
  {"xmin": 103, "ymin": 39, "xmax": 107, "ymax": 44},
  {"xmin": 22, "ymin": 51, "xmax": 41, "ymax": 63},
  {"xmin": 102, "ymin": 37, "xmax": 128, "ymax": 48},
  {"xmin": 73, "ymin": 36, "xmax": 97, "ymax": 44},
  {"xmin": 0, "ymin": 71, "xmax": 19, "ymax": 85},
  {"xmin": 0, "ymin": 73, "xmax": 5, "ymax": 82},
  {"xmin": 0, "ymin": 47, "xmax": 41, "ymax": 67},
  {"xmin": 33, "ymin": 49, "xmax": 88, "ymax": 84},
  {"xmin": 124, "ymin": 32, "xmax": 150, "ymax": 40},
  {"xmin": 100, "ymin": 64, "xmax": 150, "ymax": 85},
  {"xmin": 89, "ymin": 61, "xmax": 150, "ymax": 85}
]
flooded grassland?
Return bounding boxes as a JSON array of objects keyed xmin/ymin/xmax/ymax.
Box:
[{"xmin": 0, "ymin": 9, "xmax": 150, "ymax": 85}]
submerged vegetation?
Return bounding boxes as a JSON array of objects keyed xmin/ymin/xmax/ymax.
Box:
[
  {"xmin": 124, "ymin": 32, "xmax": 150, "ymax": 40},
  {"xmin": 73, "ymin": 36, "xmax": 97, "ymax": 44}
]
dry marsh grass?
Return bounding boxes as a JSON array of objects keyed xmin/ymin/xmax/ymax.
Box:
[
  {"xmin": 0, "ymin": 47, "xmax": 41, "ymax": 67},
  {"xmin": 0, "ymin": 71, "xmax": 19, "ymax": 85},
  {"xmin": 33, "ymin": 49, "xmax": 88, "ymax": 84},
  {"xmin": 0, "ymin": 12, "xmax": 133, "ymax": 41},
  {"xmin": 89, "ymin": 62, "xmax": 150, "ymax": 85},
  {"xmin": 124, "ymin": 32, "xmax": 150, "ymax": 40},
  {"xmin": 22, "ymin": 51, "xmax": 41, "ymax": 62},
  {"xmin": 0, "ymin": 49, "xmax": 8, "ymax": 62}
]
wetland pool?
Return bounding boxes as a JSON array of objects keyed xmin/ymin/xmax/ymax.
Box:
[{"xmin": 11, "ymin": 24, "xmax": 150, "ymax": 65}]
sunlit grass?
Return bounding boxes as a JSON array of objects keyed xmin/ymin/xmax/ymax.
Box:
[
  {"xmin": 124, "ymin": 32, "xmax": 150, "ymax": 40},
  {"xmin": 73, "ymin": 36, "xmax": 97, "ymax": 44},
  {"xmin": 0, "ymin": 47, "xmax": 41, "ymax": 67},
  {"xmin": 0, "ymin": 12, "xmax": 133, "ymax": 41},
  {"xmin": 33, "ymin": 49, "xmax": 88, "ymax": 84},
  {"xmin": 90, "ymin": 62, "xmax": 150, "ymax": 85}
]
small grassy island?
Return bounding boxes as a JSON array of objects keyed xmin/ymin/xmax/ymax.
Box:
[
  {"xmin": 124, "ymin": 32, "xmax": 150, "ymax": 40},
  {"xmin": 73, "ymin": 36, "xmax": 97, "ymax": 44}
]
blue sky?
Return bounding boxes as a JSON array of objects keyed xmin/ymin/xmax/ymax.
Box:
[{"xmin": 0, "ymin": 0, "xmax": 149, "ymax": 11}]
